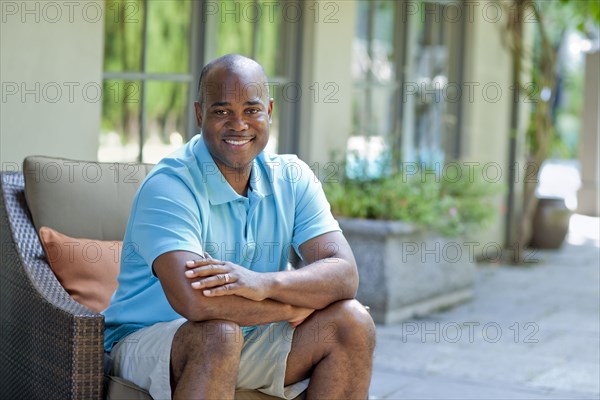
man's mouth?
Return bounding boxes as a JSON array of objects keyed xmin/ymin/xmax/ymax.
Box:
[{"xmin": 224, "ymin": 138, "xmax": 253, "ymax": 146}]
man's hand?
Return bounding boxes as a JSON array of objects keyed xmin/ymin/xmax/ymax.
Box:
[
  {"xmin": 185, "ymin": 258, "xmax": 270, "ymax": 302},
  {"xmin": 184, "ymin": 257, "xmax": 314, "ymax": 326},
  {"xmin": 183, "ymin": 231, "xmax": 358, "ymax": 312}
]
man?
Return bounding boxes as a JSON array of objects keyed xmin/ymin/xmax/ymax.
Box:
[{"xmin": 103, "ymin": 54, "xmax": 376, "ymax": 400}]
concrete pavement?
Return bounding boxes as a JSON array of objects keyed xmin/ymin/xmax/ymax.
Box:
[{"xmin": 369, "ymin": 214, "xmax": 600, "ymax": 399}]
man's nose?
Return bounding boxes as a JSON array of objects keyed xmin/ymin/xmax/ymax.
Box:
[{"xmin": 226, "ymin": 114, "xmax": 248, "ymax": 131}]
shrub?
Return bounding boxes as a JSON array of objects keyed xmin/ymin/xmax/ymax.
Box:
[{"xmin": 323, "ymin": 164, "xmax": 500, "ymax": 237}]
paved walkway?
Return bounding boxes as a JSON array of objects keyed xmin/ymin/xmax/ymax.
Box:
[{"xmin": 369, "ymin": 215, "xmax": 600, "ymax": 399}]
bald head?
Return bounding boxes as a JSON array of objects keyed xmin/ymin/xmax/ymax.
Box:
[{"xmin": 197, "ymin": 54, "xmax": 270, "ymax": 108}]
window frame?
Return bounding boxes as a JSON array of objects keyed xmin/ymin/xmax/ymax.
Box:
[
  {"xmin": 352, "ymin": 0, "xmax": 466, "ymax": 166},
  {"xmin": 102, "ymin": 1, "xmax": 204, "ymax": 162},
  {"xmin": 101, "ymin": 0, "xmax": 303, "ymax": 162}
]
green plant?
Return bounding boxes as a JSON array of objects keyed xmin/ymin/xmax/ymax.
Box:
[
  {"xmin": 503, "ymin": 0, "xmax": 599, "ymax": 262},
  {"xmin": 323, "ymin": 165, "xmax": 500, "ymax": 237}
]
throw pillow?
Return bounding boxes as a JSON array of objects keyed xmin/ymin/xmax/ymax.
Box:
[{"xmin": 38, "ymin": 226, "xmax": 121, "ymax": 313}]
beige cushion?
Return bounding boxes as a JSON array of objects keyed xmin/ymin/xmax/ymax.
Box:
[
  {"xmin": 24, "ymin": 156, "xmax": 153, "ymax": 241},
  {"xmin": 105, "ymin": 376, "xmax": 152, "ymax": 400},
  {"xmin": 105, "ymin": 376, "xmax": 306, "ymax": 400},
  {"xmin": 38, "ymin": 226, "xmax": 121, "ymax": 312},
  {"xmin": 235, "ymin": 390, "xmax": 306, "ymax": 400}
]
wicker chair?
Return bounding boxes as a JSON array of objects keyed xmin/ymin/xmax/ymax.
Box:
[
  {"xmin": 0, "ymin": 171, "xmax": 105, "ymax": 399},
  {"xmin": 0, "ymin": 170, "xmax": 305, "ymax": 400}
]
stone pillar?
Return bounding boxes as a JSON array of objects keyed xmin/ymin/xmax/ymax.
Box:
[
  {"xmin": 577, "ymin": 51, "xmax": 600, "ymax": 216},
  {"xmin": 297, "ymin": 2, "xmax": 357, "ymax": 167}
]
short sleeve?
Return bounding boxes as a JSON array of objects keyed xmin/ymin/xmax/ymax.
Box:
[
  {"xmin": 289, "ymin": 158, "xmax": 340, "ymax": 253},
  {"xmin": 129, "ymin": 172, "xmax": 203, "ymax": 268}
]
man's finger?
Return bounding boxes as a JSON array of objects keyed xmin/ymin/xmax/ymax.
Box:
[
  {"xmin": 185, "ymin": 264, "xmax": 229, "ymax": 279},
  {"xmin": 185, "ymin": 259, "xmax": 224, "ymax": 268},
  {"xmin": 202, "ymin": 283, "xmax": 237, "ymax": 297},
  {"xmin": 190, "ymin": 272, "xmax": 236, "ymax": 288}
]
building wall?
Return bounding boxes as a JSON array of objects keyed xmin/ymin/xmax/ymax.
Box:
[
  {"xmin": 577, "ymin": 51, "xmax": 600, "ymax": 216},
  {"xmin": 0, "ymin": 0, "xmax": 104, "ymax": 169},
  {"xmin": 460, "ymin": 1, "xmax": 516, "ymax": 253},
  {"xmin": 0, "ymin": 1, "xmax": 520, "ymax": 254}
]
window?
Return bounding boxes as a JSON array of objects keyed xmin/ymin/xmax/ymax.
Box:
[
  {"xmin": 350, "ymin": 0, "xmax": 465, "ymax": 171},
  {"xmin": 101, "ymin": 0, "xmax": 199, "ymax": 163},
  {"xmin": 403, "ymin": 0, "xmax": 465, "ymax": 164},
  {"xmin": 100, "ymin": 0, "xmax": 302, "ymax": 163},
  {"xmin": 350, "ymin": 1, "xmax": 399, "ymax": 177}
]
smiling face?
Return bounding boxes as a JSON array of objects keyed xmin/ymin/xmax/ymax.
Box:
[{"xmin": 195, "ymin": 64, "xmax": 273, "ymax": 183}]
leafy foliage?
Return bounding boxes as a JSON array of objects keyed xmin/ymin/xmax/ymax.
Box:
[
  {"xmin": 323, "ymin": 165, "xmax": 500, "ymax": 237},
  {"xmin": 558, "ymin": 0, "xmax": 600, "ymax": 32},
  {"xmin": 504, "ymin": 0, "xmax": 598, "ymax": 261}
]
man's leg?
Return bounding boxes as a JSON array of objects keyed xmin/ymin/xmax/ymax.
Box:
[
  {"xmin": 284, "ymin": 299, "xmax": 376, "ymax": 399},
  {"xmin": 170, "ymin": 319, "xmax": 244, "ymax": 400}
]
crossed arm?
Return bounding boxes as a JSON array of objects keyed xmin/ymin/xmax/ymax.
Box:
[{"xmin": 153, "ymin": 231, "xmax": 358, "ymax": 327}]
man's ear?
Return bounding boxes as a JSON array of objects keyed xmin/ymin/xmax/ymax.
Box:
[
  {"xmin": 268, "ymin": 98, "xmax": 274, "ymax": 123},
  {"xmin": 194, "ymin": 102, "xmax": 203, "ymax": 126}
]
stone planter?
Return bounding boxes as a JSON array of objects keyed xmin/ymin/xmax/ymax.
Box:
[{"xmin": 338, "ymin": 218, "xmax": 476, "ymax": 324}]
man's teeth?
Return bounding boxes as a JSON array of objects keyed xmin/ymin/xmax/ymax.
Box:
[{"xmin": 225, "ymin": 139, "xmax": 251, "ymax": 145}]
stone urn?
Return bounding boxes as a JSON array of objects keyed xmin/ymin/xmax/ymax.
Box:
[
  {"xmin": 338, "ymin": 218, "xmax": 476, "ymax": 324},
  {"xmin": 529, "ymin": 197, "xmax": 571, "ymax": 249}
]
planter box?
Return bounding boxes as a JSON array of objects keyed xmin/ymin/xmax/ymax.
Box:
[{"xmin": 339, "ymin": 218, "xmax": 476, "ymax": 324}]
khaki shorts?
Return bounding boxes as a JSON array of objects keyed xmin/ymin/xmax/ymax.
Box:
[{"xmin": 110, "ymin": 319, "xmax": 309, "ymax": 400}]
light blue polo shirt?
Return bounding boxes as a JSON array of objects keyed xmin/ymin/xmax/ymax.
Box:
[{"xmin": 103, "ymin": 135, "xmax": 341, "ymax": 352}]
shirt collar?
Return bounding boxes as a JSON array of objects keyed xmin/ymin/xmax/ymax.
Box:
[
  {"xmin": 249, "ymin": 152, "xmax": 273, "ymax": 197},
  {"xmin": 194, "ymin": 135, "xmax": 272, "ymax": 205}
]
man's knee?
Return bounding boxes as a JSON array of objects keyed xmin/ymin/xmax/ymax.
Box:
[
  {"xmin": 322, "ymin": 299, "xmax": 376, "ymax": 351},
  {"xmin": 174, "ymin": 319, "xmax": 244, "ymax": 359},
  {"xmin": 170, "ymin": 320, "xmax": 244, "ymax": 394}
]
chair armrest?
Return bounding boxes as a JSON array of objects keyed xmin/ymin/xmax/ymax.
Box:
[{"xmin": 0, "ymin": 172, "xmax": 104, "ymax": 400}]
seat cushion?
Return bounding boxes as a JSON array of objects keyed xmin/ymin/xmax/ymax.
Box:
[
  {"xmin": 24, "ymin": 156, "xmax": 154, "ymax": 241},
  {"xmin": 105, "ymin": 375, "xmax": 153, "ymax": 400},
  {"xmin": 38, "ymin": 226, "xmax": 121, "ymax": 312},
  {"xmin": 105, "ymin": 376, "xmax": 306, "ymax": 400}
]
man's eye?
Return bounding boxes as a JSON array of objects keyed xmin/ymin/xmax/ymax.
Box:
[
  {"xmin": 214, "ymin": 110, "xmax": 228, "ymax": 115},
  {"xmin": 246, "ymin": 108, "xmax": 259, "ymax": 114}
]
